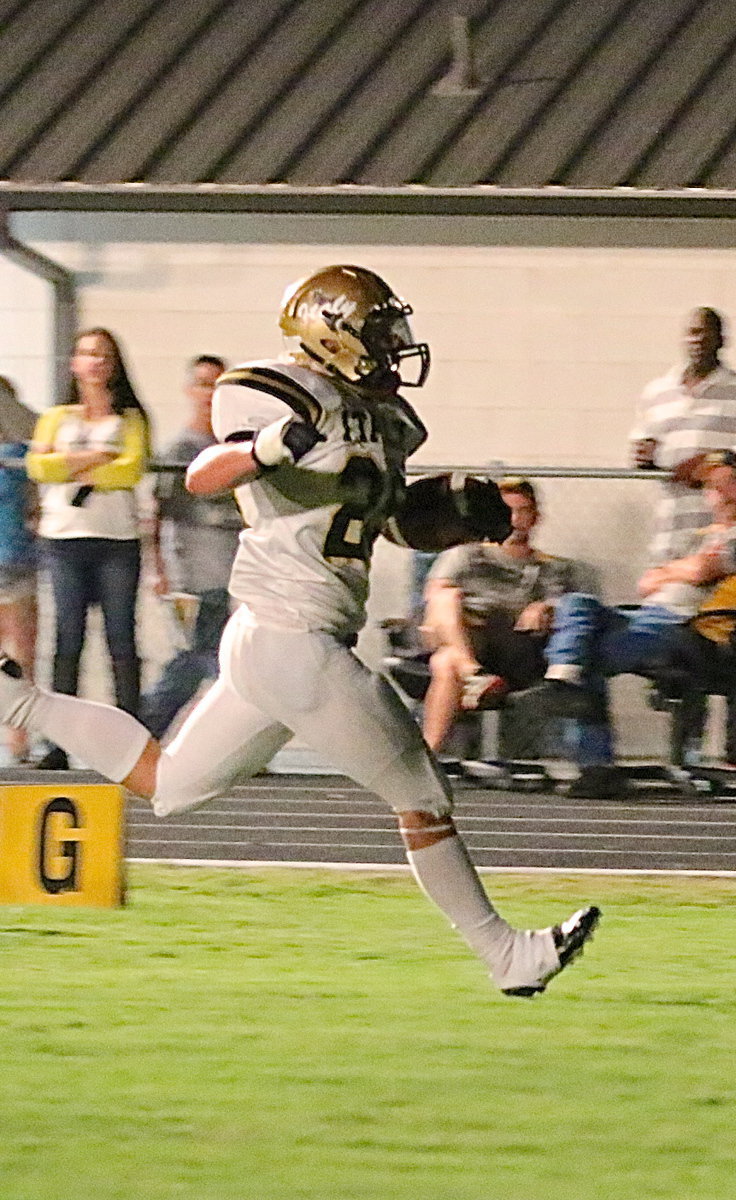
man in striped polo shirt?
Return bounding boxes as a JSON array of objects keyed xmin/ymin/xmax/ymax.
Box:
[
  {"xmin": 631, "ymin": 308, "xmax": 736, "ymax": 761},
  {"xmin": 631, "ymin": 307, "xmax": 736, "ymax": 563}
]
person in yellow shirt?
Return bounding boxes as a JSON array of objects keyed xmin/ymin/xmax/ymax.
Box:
[{"xmin": 26, "ymin": 327, "xmax": 149, "ymax": 769}]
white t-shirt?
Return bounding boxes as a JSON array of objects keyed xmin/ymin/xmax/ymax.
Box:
[
  {"xmin": 38, "ymin": 411, "xmax": 139, "ymax": 540},
  {"xmin": 212, "ymin": 359, "xmax": 426, "ymax": 637}
]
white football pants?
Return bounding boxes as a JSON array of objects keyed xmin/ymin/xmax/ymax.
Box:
[{"xmin": 153, "ymin": 605, "xmax": 453, "ymax": 820}]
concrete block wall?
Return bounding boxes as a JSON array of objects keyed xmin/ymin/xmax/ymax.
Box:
[
  {"xmin": 2, "ymin": 209, "xmax": 735, "ymax": 758},
  {"xmin": 0, "ymin": 252, "xmax": 52, "ymax": 415}
]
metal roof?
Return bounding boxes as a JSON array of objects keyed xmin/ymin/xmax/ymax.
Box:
[{"xmin": 2, "ymin": 0, "xmax": 736, "ymax": 192}]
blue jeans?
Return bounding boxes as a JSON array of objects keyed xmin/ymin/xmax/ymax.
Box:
[
  {"xmin": 548, "ymin": 594, "xmax": 687, "ymax": 681},
  {"xmin": 547, "ymin": 594, "xmax": 687, "ymax": 767},
  {"xmin": 140, "ymin": 588, "xmax": 231, "ymax": 739},
  {"xmin": 44, "ymin": 537, "xmax": 141, "ymax": 713}
]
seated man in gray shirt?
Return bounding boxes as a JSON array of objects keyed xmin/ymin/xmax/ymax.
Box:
[
  {"xmin": 141, "ymin": 356, "xmax": 241, "ymax": 739},
  {"xmin": 421, "ymin": 478, "xmax": 574, "ymax": 754}
]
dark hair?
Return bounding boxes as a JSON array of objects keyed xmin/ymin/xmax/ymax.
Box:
[
  {"xmin": 498, "ymin": 476, "xmax": 538, "ymax": 507},
  {"xmin": 67, "ymin": 328, "xmax": 148, "ymax": 420},
  {"xmin": 190, "ymin": 354, "xmax": 226, "ymax": 374},
  {"xmin": 66, "ymin": 327, "xmax": 151, "ymax": 453},
  {"xmin": 695, "ymin": 307, "xmax": 725, "ymax": 342}
]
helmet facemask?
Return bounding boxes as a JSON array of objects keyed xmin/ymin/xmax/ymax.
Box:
[{"xmin": 349, "ymin": 300, "xmax": 431, "ymax": 388}]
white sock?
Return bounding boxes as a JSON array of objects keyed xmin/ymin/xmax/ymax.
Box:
[
  {"xmin": 407, "ymin": 836, "xmax": 559, "ymax": 989},
  {"xmin": 19, "ymin": 686, "xmax": 150, "ymax": 782},
  {"xmin": 406, "ymin": 835, "xmax": 516, "ymax": 979}
]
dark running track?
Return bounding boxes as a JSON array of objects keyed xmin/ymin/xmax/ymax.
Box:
[
  {"xmin": 4, "ymin": 767, "xmax": 736, "ymax": 874},
  {"xmin": 124, "ymin": 772, "xmax": 736, "ymax": 875}
]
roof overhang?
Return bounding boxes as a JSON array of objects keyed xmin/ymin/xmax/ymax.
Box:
[{"xmin": 3, "ymin": 183, "xmax": 736, "ymax": 217}]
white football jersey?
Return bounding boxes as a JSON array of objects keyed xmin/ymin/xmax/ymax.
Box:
[{"xmin": 212, "ymin": 359, "xmax": 426, "ymax": 636}]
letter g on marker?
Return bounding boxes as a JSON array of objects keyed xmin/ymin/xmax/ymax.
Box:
[{"xmin": 38, "ymin": 797, "xmax": 82, "ymax": 894}]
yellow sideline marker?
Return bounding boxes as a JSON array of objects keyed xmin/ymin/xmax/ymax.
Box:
[{"xmin": 0, "ymin": 784, "xmax": 125, "ymax": 907}]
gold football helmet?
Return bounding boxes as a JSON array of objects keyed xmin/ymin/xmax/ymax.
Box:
[{"xmin": 279, "ymin": 265, "xmax": 430, "ymax": 387}]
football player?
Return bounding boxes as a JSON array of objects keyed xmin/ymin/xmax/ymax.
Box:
[{"xmin": 0, "ymin": 265, "xmax": 598, "ymax": 996}]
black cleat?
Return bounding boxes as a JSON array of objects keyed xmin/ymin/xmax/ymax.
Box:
[
  {"xmin": 552, "ymin": 904, "xmax": 602, "ymax": 970},
  {"xmin": 502, "ymin": 905, "xmax": 602, "ymax": 997},
  {"xmin": 509, "ymin": 679, "xmax": 605, "ymax": 723}
]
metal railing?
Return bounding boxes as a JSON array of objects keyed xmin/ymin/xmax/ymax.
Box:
[{"xmin": 11, "ymin": 458, "xmax": 688, "ymax": 759}]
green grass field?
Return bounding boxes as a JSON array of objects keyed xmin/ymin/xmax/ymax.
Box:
[{"xmin": 2, "ymin": 866, "xmax": 736, "ymax": 1200}]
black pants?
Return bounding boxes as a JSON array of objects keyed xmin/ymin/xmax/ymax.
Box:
[{"xmin": 467, "ymin": 618, "xmax": 547, "ymax": 691}]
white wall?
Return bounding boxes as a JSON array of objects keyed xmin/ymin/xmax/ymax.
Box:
[
  {"xmin": 10, "ymin": 210, "xmax": 736, "ymax": 462},
  {"xmin": 0, "ymin": 252, "xmax": 52, "ymax": 414},
  {"xmin": 3, "ymin": 210, "xmax": 735, "ymax": 757}
]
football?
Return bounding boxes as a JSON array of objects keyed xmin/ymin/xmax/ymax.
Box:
[{"xmin": 383, "ymin": 472, "xmax": 512, "ymax": 553}]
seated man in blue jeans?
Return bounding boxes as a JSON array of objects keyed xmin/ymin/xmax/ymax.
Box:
[{"xmin": 518, "ymin": 451, "xmax": 736, "ymax": 794}]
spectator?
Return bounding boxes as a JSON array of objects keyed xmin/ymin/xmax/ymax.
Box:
[
  {"xmin": 631, "ymin": 307, "xmax": 736, "ymax": 562},
  {"xmin": 26, "ymin": 328, "xmax": 150, "ymax": 769},
  {"xmin": 0, "ymin": 377, "xmax": 38, "ymax": 762},
  {"xmin": 141, "ymin": 355, "xmax": 241, "ymax": 739},
  {"xmin": 420, "ymin": 477, "xmax": 575, "ymax": 756},
  {"xmin": 631, "ymin": 306, "xmax": 736, "ymax": 761},
  {"xmin": 0, "ymin": 374, "xmax": 37, "ymax": 444},
  {"xmin": 518, "ymin": 450, "xmax": 736, "ymax": 789}
]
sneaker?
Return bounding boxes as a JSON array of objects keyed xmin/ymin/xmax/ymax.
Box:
[
  {"xmin": 461, "ymin": 672, "xmax": 508, "ymax": 711},
  {"xmin": 36, "ymin": 746, "xmax": 69, "ymax": 771},
  {"xmin": 557, "ymin": 765, "xmax": 626, "ymax": 799},
  {"xmin": 509, "ymin": 679, "xmax": 605, "ymax": 723},
  {"xmin": 502, "ymin": 905, "xmax": 601, "ymax": 998}
]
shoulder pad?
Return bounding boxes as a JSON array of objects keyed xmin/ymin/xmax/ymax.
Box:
[
  {"xmin": 217, "ymin": 364, "xmax": 322, "ymax": 425},
  {"xmin": 375, "ymin": 393, "xmax": 427, "ymax": 455}
]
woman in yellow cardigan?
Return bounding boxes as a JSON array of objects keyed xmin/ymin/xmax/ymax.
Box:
[{"xmin": 27, "ymin": 327, "xmax": 150, "ymax": 768}]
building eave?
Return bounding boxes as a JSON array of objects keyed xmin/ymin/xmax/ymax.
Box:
[{"xmin": 3, "ymin": 182, "xmax": 736, "ymax": 218}]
